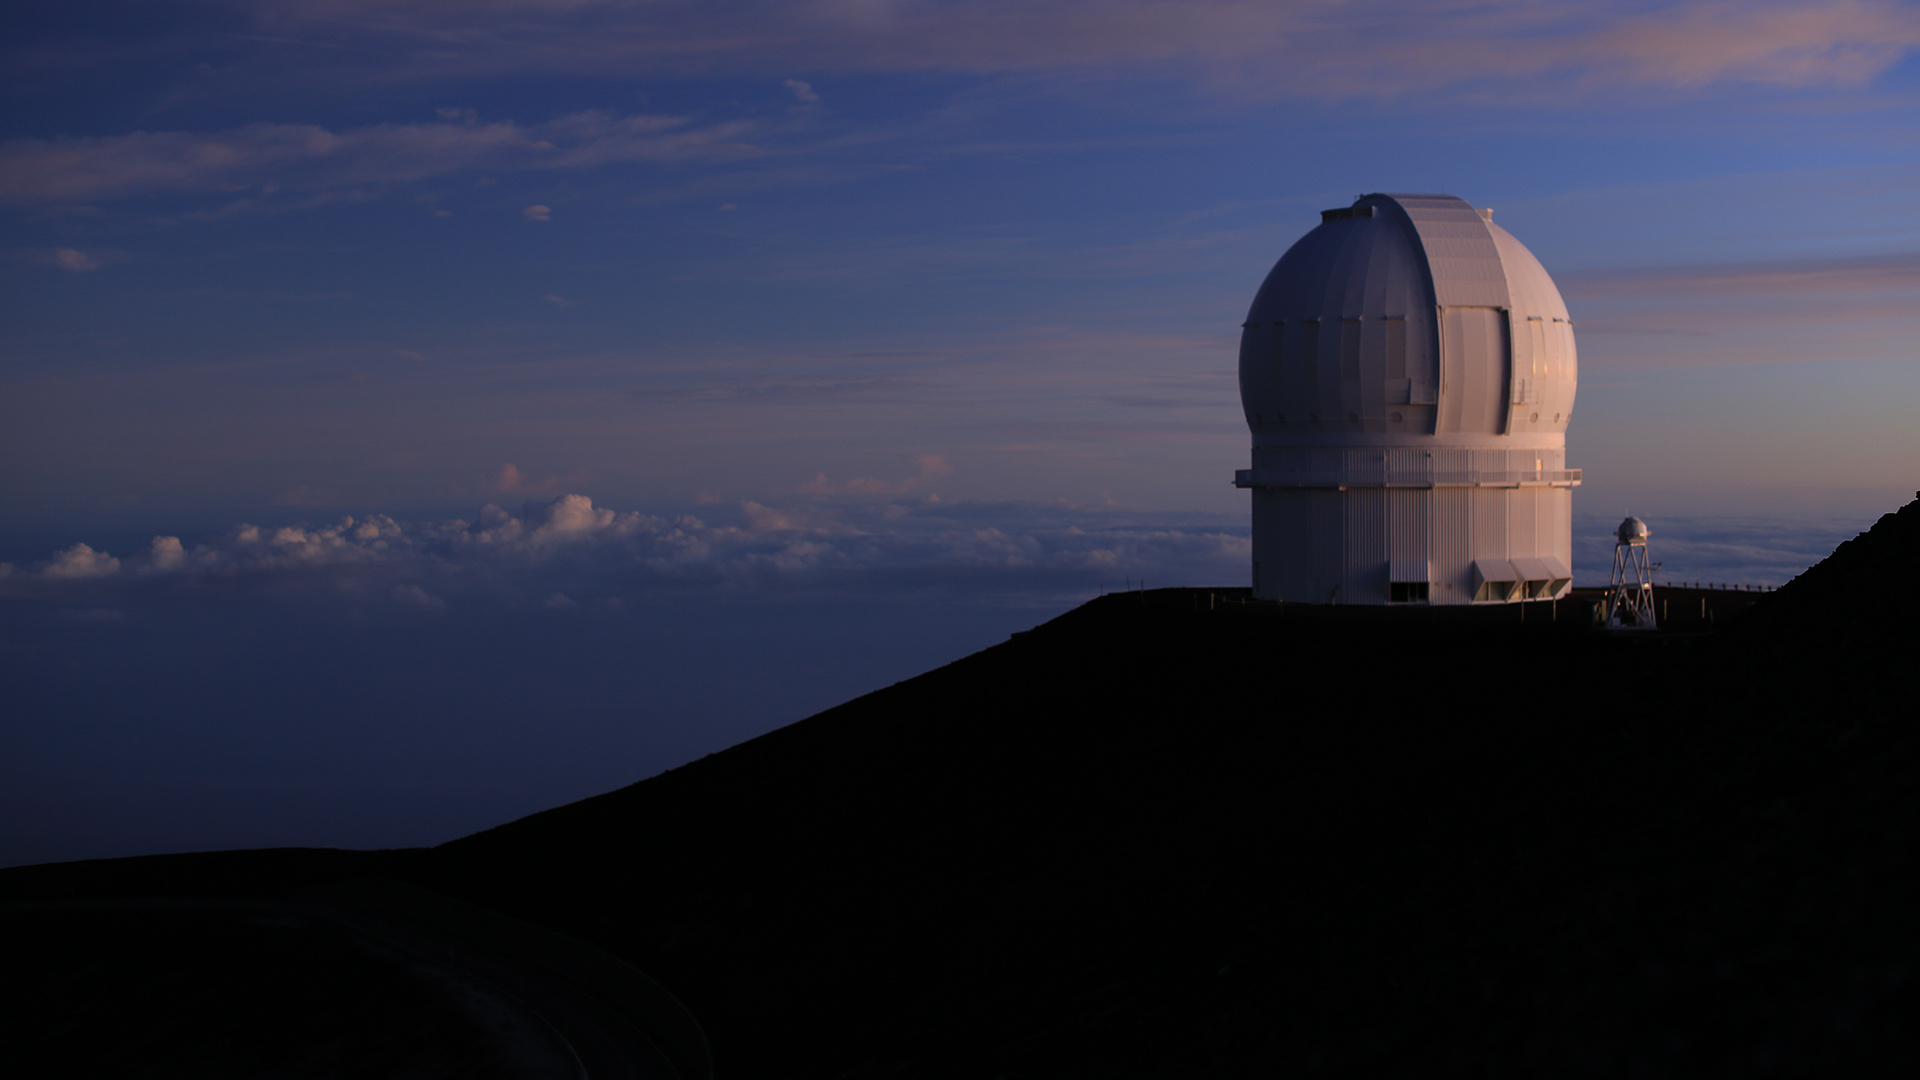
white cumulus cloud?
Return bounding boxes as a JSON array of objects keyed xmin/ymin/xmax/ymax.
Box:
[
  {"xmin": 145, "ymin": 536, "xmax": 188, "ymax": 571},
  {"xmin": 42, "ymin": 543, "xmax": 122, "ymax": 579}
]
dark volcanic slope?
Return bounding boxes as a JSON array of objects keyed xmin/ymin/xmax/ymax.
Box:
[
  {"xmin": 419, "ymin": 499, "xmax": 1920, "ymax": 1077},
  {"xmin": 6, "ymin": 497, "xmax": 1919, "ymax": 1078}
]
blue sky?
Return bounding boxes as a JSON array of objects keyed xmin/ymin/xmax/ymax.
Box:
[{"xmin": 4, "ymin": 1, "xmax": 1919, "ymax": 863}]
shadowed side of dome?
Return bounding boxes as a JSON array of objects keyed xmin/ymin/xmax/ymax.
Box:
[{"xmin": 1239, "ymin": 201, "xmax": 1436, "ymax": 436}]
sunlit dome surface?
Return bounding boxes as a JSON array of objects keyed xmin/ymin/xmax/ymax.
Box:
[{"xmin": 1239, "ymin": 193, "xmax": 1575, "ymax": 444}]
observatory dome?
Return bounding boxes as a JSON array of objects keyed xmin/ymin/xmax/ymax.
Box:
[
  {"xmin": 1239, "ymin": 193, "xmax": 1575, "ymax": 442},
  {"xmin": 1235, "ymin": 193, "xmax": 1581, "ymax": 606}
]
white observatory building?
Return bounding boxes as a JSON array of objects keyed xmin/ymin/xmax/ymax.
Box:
[{"xmin": 1235, "ymin": 193, "xmax": 1580, "ymax": 604}]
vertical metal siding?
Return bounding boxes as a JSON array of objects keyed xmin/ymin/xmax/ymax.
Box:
[
  {"xmin": 1309, "ymin": 488, "xmax": 1343, "ymax": 603},
  {"xmin": 1509, "ymin": 488, "xmax": 1539, "ymax": 566},
  {"xmin": 1547, "ymin": 487, "xmax": 1573, "ymax": 578},
  {"xmin": 1387, "ymin": 488, "xmax": 1430, "ymax": 585},
  {"xmin": 1344, "ymin": 487, "xmax": 1388, "ymax": 603},
  {"xmin": 1472, "ymin": 488, "xmax": 1510, "ymax": 593},
  {"xmin": 1432, "ymin": 487, "xmax": 1472, "ymax": 605},
  {"xmin": 1254, "ymin": 489, "xmax": 1315, "ymax": 601}
]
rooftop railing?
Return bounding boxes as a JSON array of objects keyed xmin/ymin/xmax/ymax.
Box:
[{"xmin": 1235, "ymin": 468, "xmax": 1582, "ymax": 489}]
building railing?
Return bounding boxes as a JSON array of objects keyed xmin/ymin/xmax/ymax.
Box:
[{"xmin": 1234, "ymin": 468, "xmax": 1582, "ymax": 489}]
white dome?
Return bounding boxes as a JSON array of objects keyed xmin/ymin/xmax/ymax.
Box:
[
  {"xmin": 1234, "ymin": 193, "xmax": 1581, "ymax": 606},
  {"xmin": 1238, "ymin": 193, "xmax": 1576, "ymax": 446}
]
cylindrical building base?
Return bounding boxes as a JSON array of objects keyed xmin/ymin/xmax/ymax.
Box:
[{"xmin": 1250, "ymin": 485, "xmax": 1572, "ymax": 605}]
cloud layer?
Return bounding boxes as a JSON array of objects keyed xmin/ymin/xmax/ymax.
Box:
[
  {"xmin": 4, "ymin": 494, "xmax": 1252, "ymax": 609},
  {"xmin": 1564, "ymin": 252, "xmax": 1920, "ymax": 366},
  {"xmin": 1569, "ymin": 510, "xmax": 1870, "ymax": 588},
  {"xmin": 6, "ymin": 493, "xmax": 1866, "ymax": 618}
]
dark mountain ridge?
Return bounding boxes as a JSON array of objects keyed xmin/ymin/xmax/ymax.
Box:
[{"xmin": 6, "ymin": 497, "xmax": 1918, "ymax": 1077}]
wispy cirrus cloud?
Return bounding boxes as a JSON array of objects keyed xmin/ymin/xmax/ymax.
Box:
[
  {"xmin": 12, "ymin": 6, "xmax": 1914, "ymax": 212},
  {"xmin": 0, "ymin": 110, "xmax": 761, "ymax": 207},
  {"xmin": 1564, "ymin": 251, "xmax": 1920, "ymax": 365},
  {"xmin": 192, "ymin": 1, "xmax": 1920, "ymax": 99},
  {"xmin": 798, "ymin": 453, "xmax": 953, "ymax": 496},
  {"xmin": 1565, "ymin": 252, "xmax": 1920, "ymax": 299}
]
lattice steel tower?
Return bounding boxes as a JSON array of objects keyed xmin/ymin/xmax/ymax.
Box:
[{"xmin": 1604, "ymin": 516, "xmax": 1658, "ymax": 629}]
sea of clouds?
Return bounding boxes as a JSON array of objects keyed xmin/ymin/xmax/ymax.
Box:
[
  {"xmin": 4, "ymin": 494, "xmax": 1253, "ymax": 614},
  {"xmin": 0, "ymin": 494, "xmax": 1251, "ymax": 868},
  {"xmin": 0, "ymin": 493, "xmax": 1885, "ymax": 869},
  {"xmin": 4, "ymin": 493, "xmax": 1870, "ymax": 608}
]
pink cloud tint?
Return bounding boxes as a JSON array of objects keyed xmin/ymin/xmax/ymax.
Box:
[
  {"xmin": 222, "ymin": 1, "xmax": 1920, "ymax": 96},
  {"xmin": 0, "ymin": 112, "xmax": 761, "ymax": 206}
]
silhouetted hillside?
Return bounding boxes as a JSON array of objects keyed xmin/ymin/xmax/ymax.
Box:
[
  {"xmin": 1733, "ymin": 494, "xmax": 1920, "ymax": 654},
  {"xmin": 6, "ymin": 497, "xmax": 1918, "ymax": 1078}
]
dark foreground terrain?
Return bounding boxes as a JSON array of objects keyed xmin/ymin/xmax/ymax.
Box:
[{"xmin": 5, "ymin": 497, "xmax": 1918, "ymax": 1078}]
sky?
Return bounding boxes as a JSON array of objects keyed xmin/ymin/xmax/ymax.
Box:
[{"xmin": 4, "ymin": 1, "xmax": 1920, "ymax": 865}]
